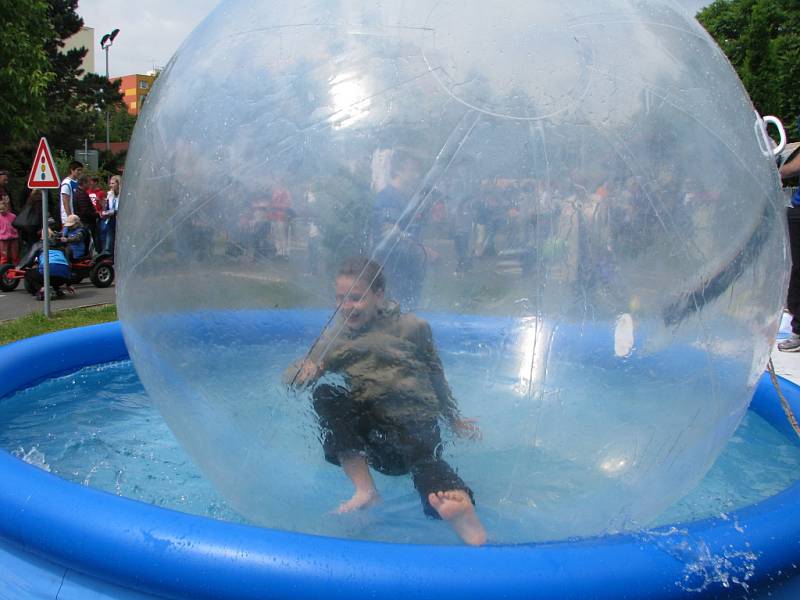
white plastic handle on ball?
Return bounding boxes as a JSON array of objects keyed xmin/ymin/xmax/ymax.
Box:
[{"xmin": 758, "ymin": 114, "xmax": 786, "ymax": 156}]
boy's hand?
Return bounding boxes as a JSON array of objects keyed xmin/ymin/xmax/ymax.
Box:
[
  {"xmin": 293, "ymin": 359, "xmax": 321, "ymax": 387},
  {"xmin": 452, "ymin": 418, "xmax": 481, "ymax": 441}
]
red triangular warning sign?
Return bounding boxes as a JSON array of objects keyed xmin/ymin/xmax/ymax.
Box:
[{"xmin": 27, "ymin": 137, "xmax": 61, "ymax": 189}]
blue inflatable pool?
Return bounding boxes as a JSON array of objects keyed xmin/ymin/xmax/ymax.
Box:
[{"xmin": 1, "ymin": 321, "xmax": 800, "ymax": 599}]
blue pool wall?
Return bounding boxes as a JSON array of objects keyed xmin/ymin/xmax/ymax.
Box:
[{"xmin": 1, "ymin": 317, "xmax": 800, "ymax": 599}]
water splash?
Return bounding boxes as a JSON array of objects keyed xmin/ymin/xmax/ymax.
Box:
[
  {"xmin": 13, "ymin": 445, "xmax": 51, "ymax": 472},
  {"xmin": 638, "ymin": 525, "xmax": 758, "ymax": 593}
]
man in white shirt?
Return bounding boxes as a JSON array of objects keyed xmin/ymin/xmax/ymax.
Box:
[{"xmin": 59, "ymin": 161, "xmax": 83, "ymax": 225}]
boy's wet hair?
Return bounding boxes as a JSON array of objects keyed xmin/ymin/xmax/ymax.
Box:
[{"xmin": 337, "ymin": 256, "xmax": 385, "ymax": 293}]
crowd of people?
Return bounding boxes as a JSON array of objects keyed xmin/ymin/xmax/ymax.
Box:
[
  {"xmin": 0, "ymin": 161, "xmax": 121, "ymax": 262},
  {"xmin": 3, "ymin": 146, "xmax": 796, "ymax": 322},
  {"xmin": 172, "ymin": 147, "xmax": 733, "ymax": 320},
  {"xmin": 0, "ymin": 161, "xmax": 121, "ymax": 299},
  {"xmin": 56, "ymin": 161, "xmax": 120, "ymax": 260}
]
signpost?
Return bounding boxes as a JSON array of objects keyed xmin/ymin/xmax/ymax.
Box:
[{"xmin": 27, "ymin": 138, "xmax": 61, "ymax": 317}]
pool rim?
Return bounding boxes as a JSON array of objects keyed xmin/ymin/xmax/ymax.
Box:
[{"xmin": 1, "ymin": 320, "xmax": 799, "ymax": 600}]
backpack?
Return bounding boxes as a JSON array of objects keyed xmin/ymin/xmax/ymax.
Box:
[{"xmin": 12, "ymin": 204, "xmax": 40, "ymax": 234}]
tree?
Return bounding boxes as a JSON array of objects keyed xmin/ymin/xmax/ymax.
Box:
[
  {"xmin": 698, "ymin": 0, "xmax": 800, "ymax": 138},
  {"xmin": 0, "ymin": 0, "xmax": 125, "ymax": 206},
  {"xmin": 44, "ymin": 0, "xmax": 125, "ymax": 155},
  {"xmin": 0, "ymin": 0, "xmax": 55, "ymax": 145},
  {"xmin": 94, "ymin": 106, "xmax": 137, "ymax": 143}
]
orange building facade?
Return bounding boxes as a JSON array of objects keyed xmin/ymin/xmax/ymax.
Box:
[{"xmin": 117, "ymin": 74, "xmax": 155, "ymax": 115}]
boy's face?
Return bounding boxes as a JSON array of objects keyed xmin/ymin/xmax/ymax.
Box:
[{"xmin": 335, "ymin": 275, "xmax": 383, "ymax": 331}]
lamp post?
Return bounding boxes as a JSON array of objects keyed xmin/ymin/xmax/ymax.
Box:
[{"xmin": 100, "ymin": 28, "xmax": 120, "ymax": 154}]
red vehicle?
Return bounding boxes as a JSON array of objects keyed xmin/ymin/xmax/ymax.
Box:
[{"xmin": 0, "ymin": 242, "xmax": 114, "ymax": 293}]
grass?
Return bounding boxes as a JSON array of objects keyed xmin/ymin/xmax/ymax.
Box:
[{"xmin": 0, "ymin": 304, "xmax": 118, "ymax": 346}]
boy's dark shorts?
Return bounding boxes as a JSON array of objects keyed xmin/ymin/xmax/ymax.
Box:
[{"xmin": 312, "ymin": 383, "xmax": 474, "ymax": 518}]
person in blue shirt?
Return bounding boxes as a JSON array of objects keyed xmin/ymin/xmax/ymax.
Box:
[
  {"xmin": 24, "ymin": 225, "xmax": 74, "ymax": 299},
  {"xmin": 371, "ymin": 149, "xmax": 427, "ymax": 310},
  {"xmin": 60, "ymin": 214, "xmax": 90, "ymax": 261}
]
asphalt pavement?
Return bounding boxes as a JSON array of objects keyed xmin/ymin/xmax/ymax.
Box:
[{"xmin": 0, "ymin": 280, "xmax": 116, "ymax": 321}]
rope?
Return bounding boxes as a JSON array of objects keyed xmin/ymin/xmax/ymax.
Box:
[{"xmin": 766, "ymin": 357, "xmax": 800, "ymax": 438}]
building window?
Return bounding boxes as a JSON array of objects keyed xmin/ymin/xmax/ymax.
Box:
[{"xmin": 139, "ymin": 80, "xmax": 149, "ymax": 90}]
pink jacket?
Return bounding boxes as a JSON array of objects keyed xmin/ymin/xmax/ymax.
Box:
[{"xmin": 0, "ymin": 212, "xmax": 19, "ymax": 240}]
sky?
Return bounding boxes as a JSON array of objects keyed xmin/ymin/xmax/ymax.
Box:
[
  {"xmin": 75, "ymin": 0, "xmax": 711, "ymax": 78},
  {"xmin": 76, "ymin": 0, "xmax": 221, "ymax": 77}
]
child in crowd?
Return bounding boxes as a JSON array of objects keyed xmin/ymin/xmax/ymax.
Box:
[
  {"xmin": 60, "ymin": 214, "xmax": 89, "ymax": 261},
  {"xmin": 87, "ymin": 177, "xmax": 107, "ymax": 214},
  {"xmin": 286, "ymin": 257, "xmax": 486, "ymax": 545},
  {"xmin": 0, "ymin": 197, "xmax": 19, "ymax": 265}
]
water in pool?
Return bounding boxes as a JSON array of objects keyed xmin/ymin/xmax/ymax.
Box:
[{"xmin": 2, "ymin": 349, "xmax": 799, "ymax": 546}]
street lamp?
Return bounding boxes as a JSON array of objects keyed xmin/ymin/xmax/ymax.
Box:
[{"xmin": 100, "ymin": 28, "xmax": 121, "ymax": 153}]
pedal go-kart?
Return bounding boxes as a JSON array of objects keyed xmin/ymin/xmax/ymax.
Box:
[{"xmin": 0, "ymin": 242, "xmax": 115, "ymax": 293}]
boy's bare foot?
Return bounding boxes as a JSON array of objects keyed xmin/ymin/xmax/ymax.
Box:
[
  {"xmin": 428, "ymin": 490, "xmax": 487, "ymax": 546},
  {"xmin": 337, "ymin": 488, "xmax": 380, "ymax": 513}
]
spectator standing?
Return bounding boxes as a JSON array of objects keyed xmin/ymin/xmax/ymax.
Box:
[
  {"xmin": 0, "ymin": 196, "xmax": 20, "ymax": 265},
  {"xmin": 371, "ymin": 150, "xmax": 427, "ymax": 310},
  {"xmin": 268, "ymin": 182, "xmax": 293, "ymax": 258},
  {"xmin": 778, "ymin": 151, "xmax": 800, "ymax": 351},
  {"xmin": 73, "ymin": 176, "xmax": 99, "ymax": 248},
  {"xmin": 451, "ymin": 195, "xmax": 473, "ymax": 274},
  {"xmin": 0, "ymin": 170, "xmax": 10, "ymax": 209},
  {"xmin": 14, "ymin": 190, "xmax": 44, "ymax": 255},
  {"xmin": 59, "ymin": 161, "xmax": 83, "ymax": 226},
  {"xmin": 100, "ymin": 175, "xmax": 120, "ymax": 257},
  {"xmin": 305, "ymin": 186, "xmax": 321, "ymax": 275},
  {"xmin": 251, "ymin": 193, "xmax": 273, "ymax": 259},
  {"xmin": 87, "ymin": 177, "xmax": 107, "ymax": 215},
  {"xmin": 472, "ymin": 186, "xmax": 491, "ymax": 258}
]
